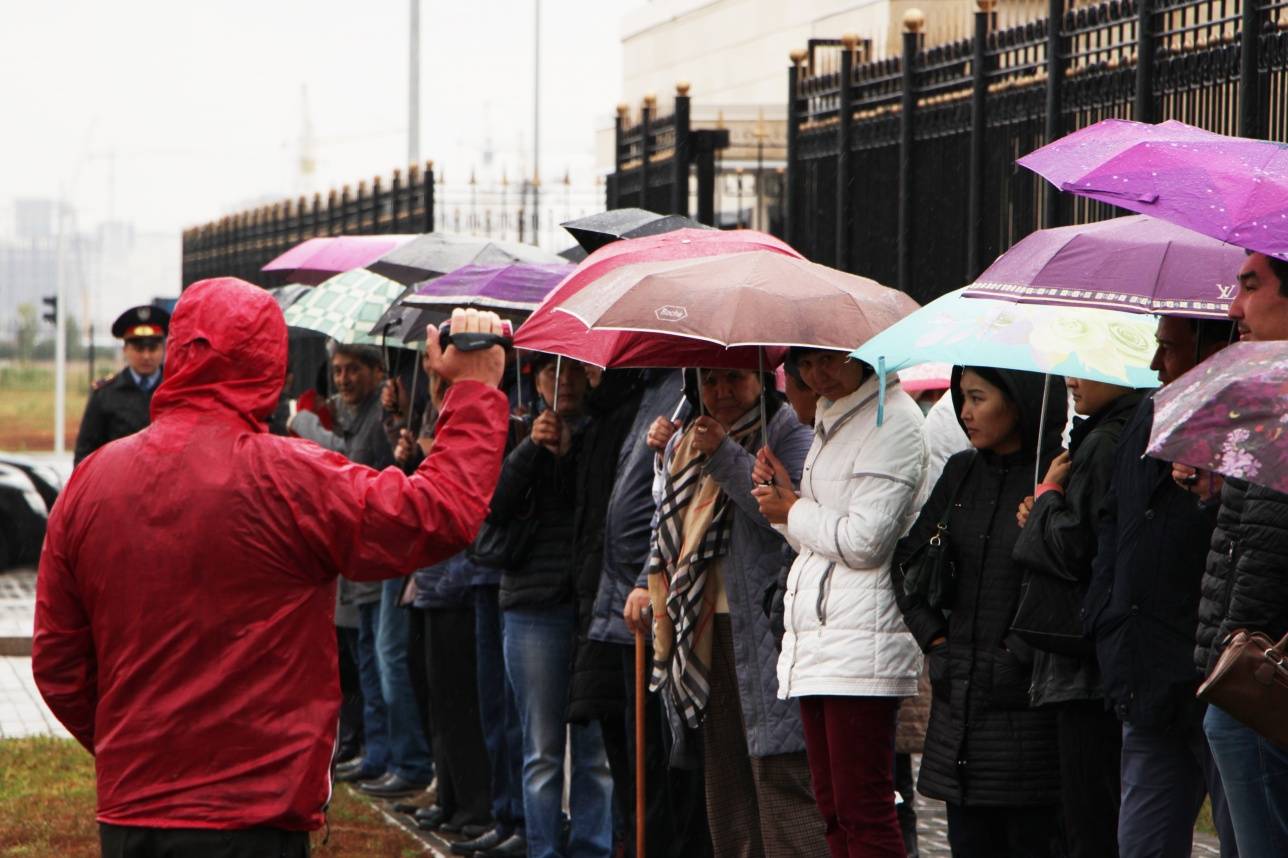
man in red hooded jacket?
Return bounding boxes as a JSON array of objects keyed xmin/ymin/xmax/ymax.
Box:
[{"xmin": 33, "ymin": 277, "xmax": 511, "ymax": 857}]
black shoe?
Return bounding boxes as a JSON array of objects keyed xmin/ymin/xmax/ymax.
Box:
[
  {"xmin": 451, "ymin": 826, "xmax": 509, "ymax": 855},
  {"xmin": 335, "ymin": 762, "xmax": 384, "ymax": 783},
  {"xmin": 480, "ymin": 832, "xmax": 527, "ymax": 857},
  {"xmin": 440, "ymin": 814, "xmax": 484, "ymax": 829},
  {"xmin": 415, "ymin": 804, "xmax": 449, "ymax": 830},
  {"xmin": 359, "ymin": 773, "xmax": 431, "ymax": 798}
]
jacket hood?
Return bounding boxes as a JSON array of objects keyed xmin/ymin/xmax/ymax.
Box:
[
  {"xmin": 151, "ymin": 278, "xmax": 287, "ymax": 429},
  {"xmin": 950, "ymin": 365, "xmax": 1066, "ymax": 459}
]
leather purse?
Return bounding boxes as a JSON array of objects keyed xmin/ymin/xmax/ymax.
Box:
[
  {"xmin": 900, "ymin": 453, "xmax": 976, "ymax": 610},
  {"xmin": 1197, "ymin": 628, "xmax": 1288, "ymax": 747}
]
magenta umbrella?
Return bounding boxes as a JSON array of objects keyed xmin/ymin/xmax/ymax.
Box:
[
  {"xmin": 262, "ymin": 235, "xmax": 418, "ymax": 285},
  {"xmin": 964, "ymin": 215, "xmax": 1247, "ymax": 319},
  {"xmin": 1019, "ymin": 119, "xmax": 1288, "ymax": 261},
  {"xmin": 1148, "ymin": 340, "xmax": 1288, "ymax": 493}
]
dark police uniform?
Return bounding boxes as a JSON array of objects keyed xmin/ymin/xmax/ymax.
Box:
[{"xmin": 73, "ymin": 305, "xmax": 170, "ymax": 467}]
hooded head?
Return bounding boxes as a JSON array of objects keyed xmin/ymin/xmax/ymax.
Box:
[
  {"xmin": 950, "ymin": 365, "xmax": 1065, "ymax": 460},
  {"xmin": 150, "ymin": 278, "xmax": 288, "ymax": 429}
]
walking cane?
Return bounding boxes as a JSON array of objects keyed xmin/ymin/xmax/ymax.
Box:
[{"xmin": 634, "ymin": 628, "xmax": 646, "ymax": 858}]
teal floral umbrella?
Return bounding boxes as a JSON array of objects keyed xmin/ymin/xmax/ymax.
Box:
[
  {"xmin": 850, "ymin": 288, "xmax": 1160, "ymax": 389},
  {"xmin": 1148, "ymin": 341, "xmax": 1288, "ymax": 493},
  {"xmin": 282, "ymin": 269, "xmax": 410, "ymax": 346}
]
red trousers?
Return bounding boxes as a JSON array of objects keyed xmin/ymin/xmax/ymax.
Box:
[{"xmin": 798, "ymin": 695, "xmax": 905, "ymax": 858}]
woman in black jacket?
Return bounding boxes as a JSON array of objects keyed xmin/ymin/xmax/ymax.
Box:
[
  {"xmin": 892, "ymin": 366, "xmax": 1066, "ymax": 858},
  {"xmin": 492, "ymin": 353, "xmax": 615, "ymax": 858}
]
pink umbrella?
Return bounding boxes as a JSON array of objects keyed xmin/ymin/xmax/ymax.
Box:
[
  {"xmin": 262, "ymin": 235, "xmax": 418, "ymax": 285},
  {"xmin": 514, "ymin": 228, "xmax": 801, "ymax": 369},
  {"xmin": 1018, "ymin": 119, "xmax": 1288, "ymax": 261}
]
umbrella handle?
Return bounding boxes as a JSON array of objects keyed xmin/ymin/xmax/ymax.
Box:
[
  {"xmin": 635, "ymin": 628, "xmax": 646, "ymax": 858},
  {"xmin": 758, "ymin": 347, "xmax": 769, "ymax": 449},
  {"xmin": 553, "ymin": 355, "xmax": 562, "ymax": 414},
  {"xmin": 515, "ymin": 349, "xmax": 523, "ymax": 414},
  {"xmin": 1035, "ymin": 374, "xmax": 1051, "ymax": 488},
  {"xmin": 410, "ymin": 344, "xmax": 421, "ymax": 426}
]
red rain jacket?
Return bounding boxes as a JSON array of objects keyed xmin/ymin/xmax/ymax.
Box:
[{"xmin": 33, "ymin": 278, "xmax": 508, "ymax": 831}]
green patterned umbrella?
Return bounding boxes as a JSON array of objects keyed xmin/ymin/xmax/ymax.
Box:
[{"xmin": 282, "ymin": 269, "xmax": 410, "ymax": 346}]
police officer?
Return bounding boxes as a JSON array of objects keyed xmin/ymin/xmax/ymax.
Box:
[{"xmin": 73, "ymin": 305, "xmax": 171, "ymax": 466}]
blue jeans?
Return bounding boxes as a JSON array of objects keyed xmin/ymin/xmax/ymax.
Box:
[
  {"xmin": 1118, "ymin": 717, "xmax": 1237, "ymax": 857},
  {"xmin": 476, "ymin": 586, "xmax": 525, "ymax": 830},
  {"xmin": 356, "ymin": 603, "xmax": 389, "ymax": 775},
  {"xmin": 1204, "ymin": 704, "xmax": 1288, "ymax": 856},
  {"xmin": 376, "ymin": 578, "xmax": 434, "ymax": 783},
  {"xmin": 504, "ymin": 605, "xmax": 614, "ymax": 858}
]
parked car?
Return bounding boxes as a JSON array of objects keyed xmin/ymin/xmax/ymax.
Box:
[{"xmin": 0, "ymin": 454, "xmax": 64, "ymax": 570}]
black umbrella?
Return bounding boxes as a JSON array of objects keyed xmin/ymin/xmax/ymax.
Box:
[
  {"xmin": 366, "ymin": 232, "xmax": 564, "ymax": 286},
  {"xmin": 558, "ymin": 244, "xmax": 588, "ymax": 263},
  {"xmin": 560, "ymin": 208, "xmax": 713, "ymax": 254}
]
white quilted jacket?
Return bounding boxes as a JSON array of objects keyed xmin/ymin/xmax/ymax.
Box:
[{"xmin": 776, "ymin": 376, "xmax": 928, "ymax": 699}]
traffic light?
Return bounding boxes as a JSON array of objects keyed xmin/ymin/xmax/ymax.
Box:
[{"xmin": 41, "ymin": 295, "xmax": 57, "ymax": 326}]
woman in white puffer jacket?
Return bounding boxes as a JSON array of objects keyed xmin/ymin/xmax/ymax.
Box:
[{"xmin": 753, "ymin": 347, "xmax": 928, "ymax": 858}]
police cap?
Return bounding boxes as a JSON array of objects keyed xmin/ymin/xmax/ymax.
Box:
[{"xmin": 111, "ymin": 305, "xmax": 171, "ymax": 341}]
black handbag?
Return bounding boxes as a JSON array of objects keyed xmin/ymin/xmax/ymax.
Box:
[
  {"xmin": 900, "ymin": 453, "xmax": 976, "ymax": 610},
  {"xmin": 468, "ymin": 487, "xmax": 538, "ymax": 570}
]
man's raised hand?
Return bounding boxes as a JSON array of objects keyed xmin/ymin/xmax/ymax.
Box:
[{"xmin": 429, "ymin": 308, "xmax": 506, "ymax": 388}]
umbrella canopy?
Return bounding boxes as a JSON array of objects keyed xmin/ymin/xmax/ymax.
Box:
[
  {"xmin": 367, "ymin": 232, "xmax": 564, "ymax": 286},
  {"xmin": 514, "ymin": 227, "xmax": 803, "ymax": 368},
  {"xmin": 561, "ymin": 208, "xmax": 713, "ymax": 254},
  {"xmin": 1147, "ymin": 340, "xmax": 1288, "ymax": 493},
  {"xmin": 403, "ymin": 262, "xmax": 573, "ymax": 312},
  {"xmin": 372, "ymin": 262, "xmax": 574, "ymax": 343},
  {"xmin": 262, "ymin": 235, "xmax": 417, "ymax": 285},
  {"xmin": 558, "ymin": 245, "xmax": 589, "ymax": 263},
  {"xmin": 554, "ymin": 251, "xmax": 918, "ymax": 351},
  {"xmin": 963, "ymin": 215, "xmax": 1246, "ymax": 318},
  {"xmin": 897, "ymin": 362, "xmax": 953, "ymax": 393},
  {"xmin": 1018, "ymin": 118, "xmax": 1288, "ymax": 261},
  {"xmin": 268, "ymin": 283, "xmax": 314, "ymax": 311},
  {"xmin": 851, "ymin": 288, "xmax": 1161, "ymax": 388},
  {"xmin": 283, "ymin": 269, "xmax": 410, "ymax": 346}
]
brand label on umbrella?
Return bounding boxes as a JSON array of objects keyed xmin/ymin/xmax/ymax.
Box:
[{"xmin": 655, "ymin": 305, "xmax": 688, "ymax": 322}]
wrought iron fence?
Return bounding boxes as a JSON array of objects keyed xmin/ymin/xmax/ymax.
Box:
[
  {"xmin": 786, "ymin": 0, "xmax": 1288, "ymax": 304},
  {"xmin": 608, "ymin": 85, "xmax": 731, "ymax": 223},
  {"xmin": 181, "ymin": 162, "xmax": 436, "ymax": 287}
]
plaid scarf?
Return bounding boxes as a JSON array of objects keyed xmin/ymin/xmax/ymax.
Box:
[{"xmin": 648, "ymin": 406, "xmax": 763, "ymax": 728}]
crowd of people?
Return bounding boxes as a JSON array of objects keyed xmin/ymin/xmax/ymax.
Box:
[
  {"xmin": 32, "ymin": 245, "xmax": 1288, "ymax": 858},
  {"xmin": 277, "ymin": 248, "xmax": 1282, "ymax": 858}
]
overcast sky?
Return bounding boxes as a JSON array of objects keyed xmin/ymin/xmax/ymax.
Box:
[{"xmin": 0, "ymin": 0, "xmax": 632, "ymax": 234}]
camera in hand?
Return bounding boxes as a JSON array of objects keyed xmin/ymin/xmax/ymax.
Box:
[{"xmin": 438, "ymin": 318, "xmax": 513, "ymax": 353}]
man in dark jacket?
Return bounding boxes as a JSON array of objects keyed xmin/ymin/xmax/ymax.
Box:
[
  {"xmin": 1083, "ymin": 316, "xmax": 1237, "ymax": 858},
  {"xmin": 73, "ymin": 305, "xmax": 170, "ymax": 466},
  {"xmin": 33, "ymin": 280, "xmax": 509, "ymax": 856},
  {"xmin": 1014, "ymin": 378, "xmax": 1144, "ymax": 858},
  {"xmin": 1189, "ymin": 251, "xmax": 1288, "ymax": 856},
  {"xmin": 291, "ymin": 344, "xmax": 434, "ymax": 796}
]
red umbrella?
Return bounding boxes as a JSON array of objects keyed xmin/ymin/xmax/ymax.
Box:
[
  {"xmin": 513, "ymin": 228, "xmax": 800, "ymax": 369},
  {"xmin": 262, "ymin": 235, "xmax": 418, "ymax": 285}
]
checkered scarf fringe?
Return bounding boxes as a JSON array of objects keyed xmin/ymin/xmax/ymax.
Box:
[{"xmin": 649, "ymin": 406, "xmax": 763, "ymax": 728}]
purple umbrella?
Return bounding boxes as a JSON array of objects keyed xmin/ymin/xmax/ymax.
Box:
[
  {"xmin": 1018, "ymin": 119, "xmax": 1288, "ymax": 261},
  {"xmin": 370, "ymin": 262, "xmax": 575, "ymax": 343},
  {"xmin": 263, "ymin": 234, "xmax": 418, "ymax": 285},
  {"xmin": 402, "ymin": 262, "xmax": 574, "ymax": 312},
  {"xmin": 1148, "ymin": 340, "xmax": 1288, "ymax": 494},
  {"xmin": 963, "ymin": 215, "xmax": 1247, "ymax": 318}
]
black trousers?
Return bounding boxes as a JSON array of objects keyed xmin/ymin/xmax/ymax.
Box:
[
  {"xmin": 1057, "ymin": 699, "xmax": 1123, "ymax": 858},
  {"xmin": 423, "ymin": 604, "xmax": 492, "ymax": 827},
  {"xmin": 335, "ymin": 626, "xmax": 363, "ymax": 763},
  {"xmin": 619, "ymin": 642, "xmax": 713, "ymax": 858},
  {"xmin": 100, "ymin": 824, "xmax": 308, "ymax": 858}
]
